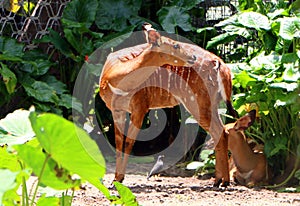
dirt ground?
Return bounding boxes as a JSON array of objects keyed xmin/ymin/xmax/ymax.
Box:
[{"xmin": 72, "ymin": 162, "xmax": 300, "ymax": 206}]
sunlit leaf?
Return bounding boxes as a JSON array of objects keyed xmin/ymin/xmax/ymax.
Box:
[
  {"xmin": 238, "ymin": 12, "xmax": 271, "ymax": 31},
  {"xmin": 233, "ymin": 70, "xmax": 256, "ymax": 88},
  {"xmin": 36, "ymin": 195, "xmax": 60, "ymax": 206},
  {"xmin": 0, "ymin": 109, "xmax": 35, "ymax": 146},
  {"xmin": 0, "ymin": 146, "xmax": 20, "ymax": 172},
  {"xmin": 282, "ymin": 64, "xmax": 300, "ymax": 82},
  {"xmin": 206, "ymin": 32, "xmax": 237, "ymax": 49},
  {"xmin": 29, "ymin": 112, "xmax": 111, "ymax": 199},
  {"xmin": 267, "ymin": 9, "xmax": 289, "ymax": 20},
  {"xmin": 186, "ymin": 161, "xmax": 204, "ymax": 170},
  {"xmin": 113, "ymin": 182, "xmax": 138, "ymax": 206},
  {"xmin": 15, "ymin": 142, "xmax": 81, "ymax": 190},
  {"xmin": 278, "ymin": 17, "xmax": 300, "ymax": 40},
  {"xmin": 0, "ymin": 169, "xmax": 19, "ymax": 205},
  {"xmin": 249, "ymin": 52, "xmax": 281, "ymax": 69},
  {"xmin": 270, "ymin": 82, "xmax": 298, "ymax": 92}
]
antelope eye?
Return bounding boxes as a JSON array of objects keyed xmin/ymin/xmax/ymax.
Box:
[{"xmin": 173, "ymin": 44, "xmax": 180, "ymax": 49}]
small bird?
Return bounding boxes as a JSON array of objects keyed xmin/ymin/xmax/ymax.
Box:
[{"xmin": 147, "ymin": 155, "xmax": 164, "ymax": 180}]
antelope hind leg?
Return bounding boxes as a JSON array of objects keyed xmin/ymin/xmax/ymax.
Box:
[{"xmin": 214, "ymin": 130, "xmax": 230, "ymax": 187}]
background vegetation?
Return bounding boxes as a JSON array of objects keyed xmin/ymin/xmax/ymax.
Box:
[{"xmin": 0, "ymin": 0, "xmax": 299, "ymax": 204}]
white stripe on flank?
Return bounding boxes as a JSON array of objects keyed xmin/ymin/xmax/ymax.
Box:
[
  {"xmin": 216, "ymin": 62, "xmax": 226, "ymax": 101},
  {"xmin": 108, "ymin": 83, "xmax": 129, "ymax": 96}
]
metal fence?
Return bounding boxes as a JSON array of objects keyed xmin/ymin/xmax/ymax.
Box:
[
  {"xmin": 0, "ymin": 0, "xmax": 238, "ymax": 51},
  {"xmin": 0, "ymin": 0, "xmax": 70, "ymax": 51}
]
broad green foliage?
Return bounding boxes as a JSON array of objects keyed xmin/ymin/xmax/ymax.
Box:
[
  {"xmin": 206, "ymin": 0, "xmax": 300, "ymax": 182},
  {"xmin": 157, "ymin": 6, "xmax": 192, "ymax": 33},
  {"xmin": 0, "ymin": 109, "xmax": 35, "ymax": 145},
  {"xmin": 112, "ymin": 182, "xmax": 138, "ymax": 206},
  {"xmin": 96, "ymin": 0, "xmax": 142, "ymax": 31},
  {"xmin": 0, "ymin": 36, "xmax": 82, "ymax": 117},
  {"xmin": 0, "ymin": 109, "xmax": 138, "ymax": 205}
]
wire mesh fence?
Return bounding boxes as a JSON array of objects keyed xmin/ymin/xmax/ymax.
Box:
[
  {"xmin": 0, "ymin": 0, "xmax": 240, "ymax": 57},
  {"xmin": 0, "ymin": 0, "xmax": 70, "ymax": 51}
]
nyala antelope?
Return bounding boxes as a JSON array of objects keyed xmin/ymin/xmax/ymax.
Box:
[{"xmin": 99, "ymin": 23, "xmax": 237, "ymax": 187}]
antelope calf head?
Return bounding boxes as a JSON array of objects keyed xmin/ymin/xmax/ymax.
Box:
[{"xmin": 226, "ymin": 110, "xmax": 271, "ymax": 187}]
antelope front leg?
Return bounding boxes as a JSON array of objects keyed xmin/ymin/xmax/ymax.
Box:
[
  {"xmin": 113, "ymin": 111, "xmax": 126, "ymax": 182},
  {"xmin": 214, "ymin": 130, "xmax": 229, "ymax": 187},
  {"xmin": 121, "ymin": 111, "xmax": 146, "ymax": 180}
]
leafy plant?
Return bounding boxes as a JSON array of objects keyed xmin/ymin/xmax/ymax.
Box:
[
  {"xmin": 0, "ymin": 109, "xmax": 138, "ymax": 205},
  {"xmin": 203, "ymin": 0, "xmax": 300, "ymax": 184},
  {"xmin": 0, "ymin": 36, "xmax": 82, "ymax": 118},
  {"xmin": 186, "ymin": 149, "xmax": 215, "ymax": 175}
]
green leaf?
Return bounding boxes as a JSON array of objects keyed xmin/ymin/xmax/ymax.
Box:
[
  {"xmin": 20, "ymin": 59, "xmax": 53, "ymax": 76},
  {"xmin": 158, "ymin": 6, "xmax": 192, "ymax": 33},
  {"xmin": 215, "ymin": 15, "xmax": 239, "ymax": 27},
  {"xmin": 0, "ymin": 63, "xmax": 17, "ymax": 94},
  {"xmin": 29, "ymin": 112, "xmax": 111, "ymax": 199},
  {"xmin": 0, "ymin": 169, "xmax": 19, "ymax": 205},
  {"xmin": 59, "ymin": 94, "xmax": 83, "ymax": 113},
  {"xmin": 278, "ymin": 17, "xmax": 300, "ymax": 40},
  {"xmin": 0, "ymin": 109, "xmax": 35, "ymax": 146},
  {"xmin": 233, "ymin": 70, "xmax": 256, "ymax": 88},
  {"xmin": 0, "ymin": 146, "xmax": 20, "ymax": 172},
  {"xmin": 267, "ymin": 9, "xmax": 289, "ymax": 20},
  {"xmin": 238, "ymin": 12, "xmax": 271, "ymax": 31},
  {"xmin": 270, "ymin": 82, "xmax": 298, "ymax": 92},
  {"xmin": 171, "ymin": 0, "xmax": 203, "ymax": 10},
  {"xmin": 282, "ymin": 64, "xmax": 300, "ymax": 82},
  {"xmin": 249, "ymin": 52, "xmax": 281, "ymax": 69},
  {"xmin": 22, "ymin": 78, "xmax": 60, "ymax": 104},
  {"xmin": 206, "ymin": 32, "xmax": 237, "ymax": 49},
  {"xmin": 95, "ymin": 0, "xmax": 141, "ymax": 31},
  {"xmin": 36, "ymin": 195, "xmax": 60, "ymax": 206},
  {"xmin": 98, "ymin": 27, "xmax": 135, "ymax": 49},
  {"xmin": 62, "ymin": 0, "xmax": 98, "ymax": 29},
  {"xmin": 15, "ymin": 142, "xmax": 81, "ymax": 190},
  {"xmin": 0, "ymin": 37, "xmax": 24, "ymax": 57},
  {"xmin": 42, "ymin": 30, "xmax": 74, "ymax": 59},
  {"xmin": 113, "ymin": 182, "xmax": 138, "ymax": 206},
  {"xmin": 186, "ymin": 161, "xmax": 204, "ymax": 170},
  {"xmin": 41, "ymin": 76, "xmax": 67, "ymax": 95}
]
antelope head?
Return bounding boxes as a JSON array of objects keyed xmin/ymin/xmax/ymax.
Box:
[{"xmin": 142, "ymin": 22, "xmax": 196, "ymax": 67}]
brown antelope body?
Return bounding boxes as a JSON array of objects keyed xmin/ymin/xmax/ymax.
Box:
[
  {"xmin": 99, "ymin": 24, "xmax": 236, "ymax": 186},
  {"xmin": 226, "ymin": 110, "xmax": 271, "ymax": 186}
]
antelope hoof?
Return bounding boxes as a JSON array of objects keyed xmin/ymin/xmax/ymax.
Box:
[
  {"xmin": 221, "ymin": 181, "xmax": 230, "ymax": 187},
  {"xmin": 114, "ymin": 174, "xmax": 125, "ymax": 183},
  {"xmin": 213, "ymin": 178, "xmax": 222, "ymax": 187}
]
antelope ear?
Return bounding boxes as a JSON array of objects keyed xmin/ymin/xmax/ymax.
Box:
[{"xmin": 234, "ymin": 110, "xmax": 256, "ymax": 131}]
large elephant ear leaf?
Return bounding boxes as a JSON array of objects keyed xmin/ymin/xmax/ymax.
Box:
[
  {"xmin": 238, "ymin": 12, "xmax": 271, "ymax": 31},
  {"xmin": 0, "ymin": 109, "xmax": 35, "ymax": 146},
  {"xmin": 95, "ymin": 0, "xmax": 142, "ymax": 31},
  {"xmin": 158, "ymin": 6, "xmax": 193, "ymax": 33},
  {"xmin": 29, "ymin": 112, "xmax": 111, "ymax": 199},
  {"xmin": 278, "ymin": 17, "xmax": 300, "ymax": 41},
  {"xmin": 62, "ymin": 0, "xmax": 98, "ymax": 29}
]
